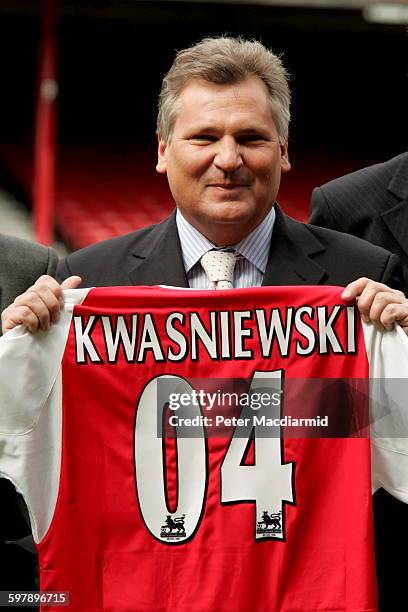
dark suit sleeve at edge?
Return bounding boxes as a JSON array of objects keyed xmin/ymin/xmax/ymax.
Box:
[
  {"xmin": 46, "ymin": 248, "xmax": 59, "ymax": 277},
  {"xmin": 309, "ymin": 187, "xmax": 339, "ymax": 230},
  {"xmin": 56, "ymin": 257, "xmax": 73, "ymax": 284},
  {"xmin": 380, "ymin": 253, "xmax": 405, "ymax": 293}
]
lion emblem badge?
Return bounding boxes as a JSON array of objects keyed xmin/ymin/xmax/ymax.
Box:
[
  {"xmin": 160, "ymin": 514, "xmax": 187, "ymax": 540},
  {"xmin": 256, "ymin": 510, "xmax": 282, "ymax": 535}
]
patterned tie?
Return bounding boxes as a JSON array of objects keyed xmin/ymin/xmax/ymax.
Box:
[{"xmin": 200, "ymin": 249, "xmax": 237, "ymax": 289}]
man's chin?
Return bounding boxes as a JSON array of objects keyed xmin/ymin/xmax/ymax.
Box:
[
  {"xmin": 186, "ymin": 207, "xmax": 265, "ymax": 245},
  {"xmin": 203, "ymin": 199, "xmax": 256, "ymax": 223},
  {"xmin": 208, "ymin": 215, "xmax": 249, "ymax": 225}
]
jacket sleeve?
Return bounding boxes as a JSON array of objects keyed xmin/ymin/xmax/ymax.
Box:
[
  {"xmin": 45, "ymin": 247, "xmax": 59, "ymax": 277},
  {"xmin": 309, "ymin": 187, "xmax": 339, "ymax": 230},
  {"xmin": 56, "ymin": 256, "xmax": 73, "ymax": 283},
  {"xmin": 380, "ymin": 253, "xmax": 406, "ymax": 294}
]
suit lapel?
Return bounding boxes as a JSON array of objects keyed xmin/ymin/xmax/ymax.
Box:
[
  {"xmin": 128, "ymin": 212, "xmax": 189, "ymax": 287},
  {"xmin": 380, "ymin": 155, "xmax": 408, "ymax": 258},
  {"xmin": 127, "ymin": 206, "xmax": 327, "ymax": 288},
  {"xmin": 262, "ymin": 206, "xmax": 327, "ymax": 286}
]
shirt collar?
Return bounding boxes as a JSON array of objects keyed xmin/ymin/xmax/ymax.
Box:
[{"xmin": 176, "ymin": 207, "xmax": 275, "ymax": 274}]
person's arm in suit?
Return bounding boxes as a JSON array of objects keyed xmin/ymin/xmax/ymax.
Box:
[
  {"xmin": 377, "ymin": 252, "xmax": 404, "ymax": 292},
  {"xmin": 309, "ymin": 186, "xmax": 340, "ymax": 231},
  {"xmin": 310, "ymin": 182, "xmax": 372, "ymax": 239},
  {"xmin": 0, "ymin": 236, "xmax": 59, "ymax": 333},
  {"xmin": 1, "ymin": 246, "xmax": 80, "ymax": 334},
  {"xmin": 43, "ymin": 247, "xmax": 58, "ymax": 275}
]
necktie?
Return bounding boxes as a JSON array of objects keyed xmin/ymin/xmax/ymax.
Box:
[{"xmin": 200, "ymin": 249, "xmax": 237, "ymax": 289}]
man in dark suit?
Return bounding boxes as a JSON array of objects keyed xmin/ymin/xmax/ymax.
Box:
[
  {"xmin": 0, "ymin": 234, "xmax": 58, "ymax": 594},
  {"xmin": 2, "ymin": 38, "xmax": 408, "ymax": 612},
  {"xmin": 310, "ymin": 152, "xmax": 408, "ymax": 290},
  {"xmin": 310, "ymin": 152, "xmax": 408, "ymax": 612}
]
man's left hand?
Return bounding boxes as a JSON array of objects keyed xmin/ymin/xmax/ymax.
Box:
[{"xmin": 342, "ymin": 278, "xmax": 408, "ymax": 334}]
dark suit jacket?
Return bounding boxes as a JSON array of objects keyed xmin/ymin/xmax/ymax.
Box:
[
  {"xmin": 0, "ymin": 235, "xmax": 58, "ymax": 597},
  {"xmin": 57, "ymin": 205, "xmax": 402, "ymax": 290},
  {"xmin": 310, "ymin": 151, "xmax": 408, "ymax": 291}
]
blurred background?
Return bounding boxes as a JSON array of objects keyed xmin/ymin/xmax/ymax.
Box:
[{"xmin": 0, "ymin": 0, "xmax": 406, "ymax": 254}]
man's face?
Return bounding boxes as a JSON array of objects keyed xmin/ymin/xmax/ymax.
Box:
[{"xmin": 156, "ymin": 76, "xmax": 291, "ymax": 244}]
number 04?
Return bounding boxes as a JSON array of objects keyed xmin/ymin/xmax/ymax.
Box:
[{"xmin": 134, "ymin": 370, "xmax": 294, "ymax": 544}]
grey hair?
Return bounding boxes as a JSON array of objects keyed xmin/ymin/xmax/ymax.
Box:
[{"xmin": 157, "ymin": 36, "xmax": 291, "ymax": 144}]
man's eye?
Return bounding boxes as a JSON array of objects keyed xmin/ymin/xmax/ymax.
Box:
[
  {"xmin": 239, "ymin": 135, "xmax": 266, "ymax": 144},
  {"xmin": 190, "ymin": 135, "xmax": 217, "ymax": 143}
]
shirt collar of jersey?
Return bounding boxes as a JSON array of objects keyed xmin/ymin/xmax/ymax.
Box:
[{"xmin": 176, "ymin": 206, "xmax": 276, "ymax": 275}]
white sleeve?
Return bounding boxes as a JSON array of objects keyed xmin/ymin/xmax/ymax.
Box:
[
  {"xmin": 0, "ymin": 288, "xmax": 91, "ymax": 541},
  {"xmin": 362, "ymin": 321, "xmax": 408, "ymax": 503}
]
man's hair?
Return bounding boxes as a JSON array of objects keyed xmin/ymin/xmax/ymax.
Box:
[{"xmin": 157, "ymin": 36, "xmax": 291, "ymax": 144}]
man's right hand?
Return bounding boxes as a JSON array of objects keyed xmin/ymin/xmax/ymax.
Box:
[{"xmin": 1, "ymin": 275, "xmax": 82, "ymax": 334}]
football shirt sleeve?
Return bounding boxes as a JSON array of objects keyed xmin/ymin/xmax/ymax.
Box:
[
  {"xmin": 362, "ymin": 321, "xmax": 408, "ymax": 503},
  {"xmin": 0, "ymin": 288, "xmax": 91, "ymax": 541}
]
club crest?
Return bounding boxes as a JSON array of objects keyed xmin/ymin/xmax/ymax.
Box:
[
  {"xmin": 256, "ymin": 510, "xmax": 282, "ymax": 535},
  {"xmin": 160, "ymin": 514, "xmax": 187, "ymax": 540}
]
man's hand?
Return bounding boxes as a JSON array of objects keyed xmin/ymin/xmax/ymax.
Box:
[
  {"xmin": 1, "ymin": 275, "xmax": 82, "ymax": 334},
  {"xmin": 342, "ymin": 278, "xmax": 408, "ymax": 334}
]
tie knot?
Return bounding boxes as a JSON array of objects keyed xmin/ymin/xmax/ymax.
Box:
[{"xmin": 200, "ymin": 249, "xmax": 237, "ymax": 289}]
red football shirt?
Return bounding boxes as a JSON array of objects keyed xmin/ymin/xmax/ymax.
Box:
[{"xmin": 1, "ymin": 285, "xmax": 408, "ymax": 611}]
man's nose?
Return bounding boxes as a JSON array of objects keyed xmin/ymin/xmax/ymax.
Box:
[{"xmin": 213, "ymin": 137, "xmax": 243, "ymax": 172}]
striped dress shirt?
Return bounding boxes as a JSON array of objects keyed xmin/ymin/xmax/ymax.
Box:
[{"xmin": 176, "ymin": 207, "xmax": 275, "ymax": 289}]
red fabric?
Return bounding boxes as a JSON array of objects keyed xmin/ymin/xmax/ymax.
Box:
[{"xmin": 38, "ymin": 286, "xmax": 377, "ymax": 611}]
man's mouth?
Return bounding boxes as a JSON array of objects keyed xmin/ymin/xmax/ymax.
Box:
[{"xmin": 208, "ymin": 183, "xmax": 249, "ymax": 189}]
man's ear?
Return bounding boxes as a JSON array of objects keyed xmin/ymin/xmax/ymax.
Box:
[
  {"xmin": 156, "ymin": 134, "xmax": 168, "ymax": 174},
  {"xmin": 280, "ymin": 139, "xmax": 291, "ymax": 174}
]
